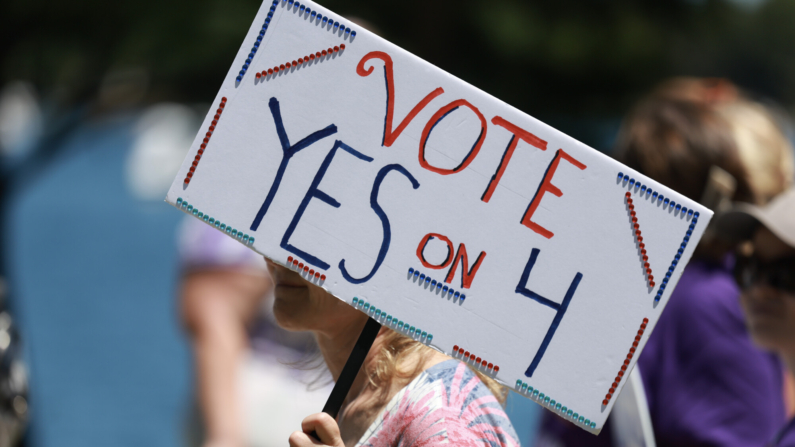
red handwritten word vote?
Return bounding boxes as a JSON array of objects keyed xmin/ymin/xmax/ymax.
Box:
[{"xmin": 357, "ymin": 51, "xmax": 588, "ymax": 240}]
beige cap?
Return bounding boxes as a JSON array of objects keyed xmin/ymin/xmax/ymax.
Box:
[{"xmin": 715, "ymin": 187, "xmax": 795, "ymax": 248}]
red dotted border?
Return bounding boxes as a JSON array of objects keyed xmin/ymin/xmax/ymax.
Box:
[
  {"xmin": 452, "ymin": 345, "xmax": 499, "ymax": 375},
  {"xmin": 626, "ymin": 192, "xmax": 655, "ymax": 287},
  {"xmin": 603, "ymin": 317, "xmax": 648, "ymax": 406},
  {"xmin": 185, "ymin": 97, "xmax": 227, "ymax": 185},
  {"xmin": 256, "ymin": 44, "xmax": 346, "ymax": 80},
  {"xmin": 287, "ymin": 256, "xmax": 326, "ymax": 283}
]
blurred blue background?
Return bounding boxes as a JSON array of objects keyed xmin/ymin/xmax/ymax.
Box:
[{"xmin": 6, "ymin": 111, "xmax": 190, "ymax": 446}]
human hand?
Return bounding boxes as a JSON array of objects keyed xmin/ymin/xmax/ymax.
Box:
[{"xmin": 288, "ymin": 413, "xmax": 345, "ymax": 447}]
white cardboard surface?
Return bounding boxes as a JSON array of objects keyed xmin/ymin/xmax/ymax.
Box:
[{"xmin": 166, "ymin": 0, "xmax": 713, "ymax": 434}]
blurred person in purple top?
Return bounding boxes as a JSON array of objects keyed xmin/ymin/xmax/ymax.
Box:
[
  {"xmin": 179, "ymin": 217, "xmax": 330, "ymax": 447},
  {"xmin": 715, "ymin": 188, "xmax": 795, "ymax": 446},
  {"xmin": 538, "ymin": 78, "xmax": 792, "ymax": 446},
  {"xmin": 179, "ymin": 216, "xmax": 273, "ymax": 447}
]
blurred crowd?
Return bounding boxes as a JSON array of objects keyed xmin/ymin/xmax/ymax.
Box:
[{"xmin": 2, "ymin": 1, "xmax": 795, "ymax": 447}]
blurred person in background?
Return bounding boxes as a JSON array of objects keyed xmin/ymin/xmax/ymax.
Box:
[
  {"xmin": 538, "ymin": 78, "xmax": 794, "ymax": 446},
  {"xmin": 651, "ymin": 78, "xmax": 795, "ymax": 419},
  {"xmin": 715, "ymin": 188, "xmax": 795, "ymax": 446},
  {"xmin": 179, "ymin": 216, "xmax": 330, "ymax": 447},
  {"xmin": 0, "ymin": 82, "xmax": 39, "ymax": 447},
  {"xmin": 179, "ymin": 216, "xmax": 271, "ymax": 447},
  {"xmin": 0, "ymin": 279, "xmax": 29, "ymax": 447},
  {"xmin": 629, "ymin": 84, "xmax": 793, "ymax": 446}
]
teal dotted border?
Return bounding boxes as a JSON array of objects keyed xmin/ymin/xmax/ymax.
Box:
[
  {"xmin": 515, "ymin": 379, "xmax": 597, "ymax": 430},
  {"xmin": 351, "ymin": 297, "xmax": 433, "ymax": 344},
  {"xmin": 177, "ymin": 198, "xmax": 255, "ymax": 245}
]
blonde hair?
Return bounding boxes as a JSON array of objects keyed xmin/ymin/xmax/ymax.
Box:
[
  {"xmin": 364, "ymin": 328, "xmax": 508, "ymax": 405},
  {"xmin": 628, "ymin": 77, "xmax": 795, "ymax": 206},
  {"xmin": 715, "ymin": 99, "xmax": 795, "ymax": 205}
]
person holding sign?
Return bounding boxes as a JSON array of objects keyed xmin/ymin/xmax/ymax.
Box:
[
  {"xmin": 266, "ymin": 260, "xmax": 520, "ymax": 447},
  {"xmin": 167, "ymin": 1, "xmax": 726, "ymax": 440},
  {"xmin": 714, "ymin": 188, "xmax": 795, "ymax": 446}
]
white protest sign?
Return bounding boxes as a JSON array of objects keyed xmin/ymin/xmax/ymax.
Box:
[{"xmin": 166, "ymin": 0, "xmax": 712, "ymax": 434}]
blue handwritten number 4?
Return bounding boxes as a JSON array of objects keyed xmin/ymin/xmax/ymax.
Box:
[{"xmin": 516, "ymin": 248, "xmax": 583, "ymax": 377}]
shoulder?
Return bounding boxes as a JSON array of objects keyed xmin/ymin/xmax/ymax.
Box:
[
  {"xmin": 662, "ymin": 259, "xmax": 743, "ymax": 330},
  {"xmin": 358, "ymin": 360, "xmax": 520, "ymax": 447},
  {"xmin": 639, "ymin": 261, "xmax": 785, "ymax": 444},
  {"xmin": 651, "ymin": 259, "xmax": 779, "ymax": 367},
  {"xmin": 642, "ymin": 260, "xmax": 745, "ymax": 365}
]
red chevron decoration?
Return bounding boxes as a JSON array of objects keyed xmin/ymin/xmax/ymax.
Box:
[
  {"xmin": 255, "ymin": 44, "xmax": 346, "ymax": 81},
  {"xmin": 603, "ymin": 318, "xmax": 648, "ymax": 406},
  {"xmin": 625, "ymin": 192, "xmax": 655, "ymax": 288}
]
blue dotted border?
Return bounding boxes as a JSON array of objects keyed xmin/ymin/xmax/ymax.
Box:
[
  {"xmin": 656, "ymin": 214, "xmax": 698, "ymax": 303},
  {"xmin": 617, "ymin": 173, "xmax": 697, "ymax": 218},
  {"xmin": 352, "ymin": 297, "xmax": 433, "ymax": 343},
  {"xmin": 237, "ymin": 0, "xmax": 280, "ymax": 83},
  {"xmin": 239, "ymin": 0, "xmax": 357, "ymax": 83},
  {"xmin": 283, "ymin": 0, "xmax": 357, "ymax": 38},
  {"xmin": 407, "ymin": 267, "xmax": 466, "ymax": 303},
  {"xmin": 176, "ymin": 198, "xmax": 255, "ymax": 245},
  {"xmin": 616, "ymin": 173, "xmax": 700, "ymax": 303},
  {"xmin": 515, "ymin": 379, "xmax": 597, "ymax": 430}
]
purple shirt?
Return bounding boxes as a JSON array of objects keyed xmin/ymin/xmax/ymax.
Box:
[
  {"xmin": 772, "ymin": 418, "xmax": 795, "ymax": 446},
  {"xmin": 538, "ymin": 258, "xmax": 785, "ymax": 446}
]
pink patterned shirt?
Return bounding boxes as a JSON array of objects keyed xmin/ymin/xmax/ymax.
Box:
[{"xmin": 356, "ymin": 360, "xmax": 520, "ymax": 446}]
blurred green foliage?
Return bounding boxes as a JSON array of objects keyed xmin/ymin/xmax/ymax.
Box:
[{"xmin": 2, "ymin": 0, "xmax": 795, "ymax": 134}]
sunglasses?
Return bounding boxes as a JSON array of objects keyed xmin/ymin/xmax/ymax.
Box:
[{"xmin": 734, "ymin": 255, "xmax": 795, "ymax": 294}]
